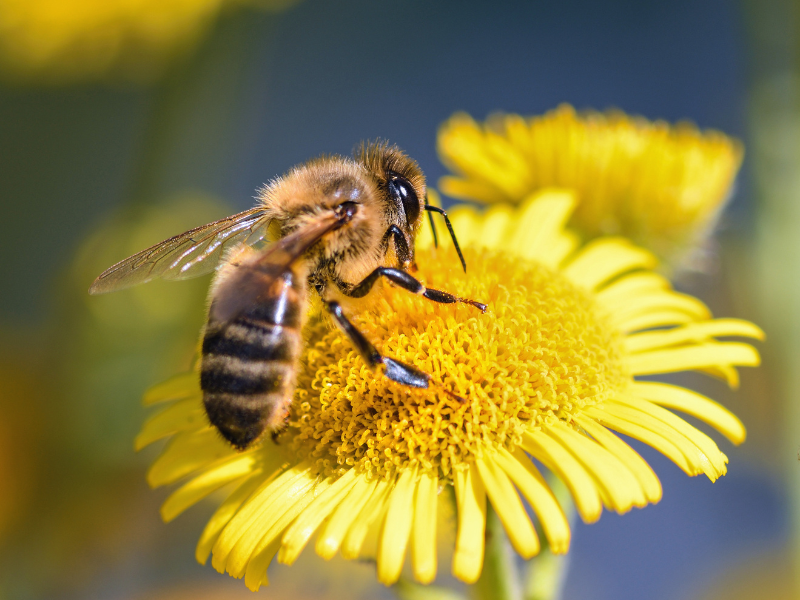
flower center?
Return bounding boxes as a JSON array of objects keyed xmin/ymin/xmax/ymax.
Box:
[{"xmin": 287, "ymin": 247, "xmax": 627, "ymax": 481}]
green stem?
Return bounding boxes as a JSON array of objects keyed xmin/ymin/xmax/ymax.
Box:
[
  {"xmin": 473, "ymin": 503, "xmax": 520, "ymax": 600},
  {"xmin": 522, "ymin": 475, "xmax": 574, "ymax": 600}
]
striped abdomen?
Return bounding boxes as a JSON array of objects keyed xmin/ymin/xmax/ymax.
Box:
[{"xmin": 200, "ymin": 269, "xmax": 305, "ymax": 449}]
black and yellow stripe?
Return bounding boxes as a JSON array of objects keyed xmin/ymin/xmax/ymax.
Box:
[{"xmin": 200, "ymin": 271, "xmax": 304, "ymax": 449}]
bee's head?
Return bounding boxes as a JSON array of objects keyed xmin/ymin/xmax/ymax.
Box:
[{"xmin": 356, "ymin": 140, "xmax": 425, "ymax": 227}]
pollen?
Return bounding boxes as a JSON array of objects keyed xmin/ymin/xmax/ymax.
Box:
[{"xmin": 288, "ymin": 246, "xmax": 628, "ymax": 481}]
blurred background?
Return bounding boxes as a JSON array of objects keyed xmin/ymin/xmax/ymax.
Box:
[{"xmin": 0, "ymin": 0, "xmax": 796, "ymax": 598}]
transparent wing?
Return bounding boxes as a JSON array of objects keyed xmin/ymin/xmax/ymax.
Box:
[
  {"xmin": 211, "ymin": 211, "xmax": 343, "ymax": 323},
  {"xmin": 89, "ymin": 207, "xmax": 272, "ymax": 295}
]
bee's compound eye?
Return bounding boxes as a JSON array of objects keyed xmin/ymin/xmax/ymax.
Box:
[{"xmin": 387, "ymin": 172, "xmax": 420, "ymax": 225}]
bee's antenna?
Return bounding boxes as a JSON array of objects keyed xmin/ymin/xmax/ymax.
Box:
[
  {"xmin": 424, "ymin": 205, "xmax": 466, "ymax": 272},
  {"xmin": 425, "ymin": 195, "xmax": 439, "ymax": 249}
]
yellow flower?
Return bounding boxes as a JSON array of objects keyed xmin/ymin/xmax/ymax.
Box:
[
  {"xmin": 0, "ymin": 0, "xmax": 297, "ymax": 84},
  {"xmin": 137, "ymin": 190, "xmax": 761, "ymax": 591},
  {"xmin": 438, "ymin": 105, "xmax": 743, "ymax": 266}
]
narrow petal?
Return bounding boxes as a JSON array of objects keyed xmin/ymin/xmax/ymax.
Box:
[
  {"xmin": 619, "ymin": 309, "xmax": 695, "ymax": 333},
  {"xmin": 632, "ymin": 381, "xmax": 746, "ymax": 444},
  {"xmin": 142, "ymin": 371, "xmax": 199, "ymax": 406},
  {"xmin": 147, "ymin": 428, "xmax": 236, "ymax": 488},
  {"xmin": 574, "ymin": 416, "xmax": 662, "ymax": 503},
  {"xmin": 452, "ymin": 463, "xmax": 487, "ymax": 584},
  {"xmin": 477, "ymin": 204, "xmax": 515, "ymax": 250},
  {"xmin": 587, "ymin": 405, "xmax": 719, "ymax": 479},
  {"xmin": 278, "ymin": 469, "xmax": 359, "ymax": 565},
  {"xmin": 563, "ymin": 238, "xmax": 657, "ymax": 291},
  {"xmin": 341, "ymin": 478, "xmax": 392, "ymax": 560},
  {"xmin": 411, "ymin": 471, "xmax": 438, "ymax": 584},
  {"xmin": 521, "ymin": 430, "xmax": 602, "ymax": 523},
  {"xmin": 503, "ymin": 189, "xmax": 577, "ymax": 266},
  {"xmin": 495, "ymin": 448, "xmax": 570, "ymax": 554},
  {"xmin": 475, "ymin": 455, "xmax": 540, "ymax": 558},
  {"xmin": 243, "ymin": 539, "xmax": 280, "ymax": 592},
  {"xmin": 624, "ymin": 319, "xmax": 765, "ymax": 354},
  {"xmin": 612, "ymin": 397, "xmax": 728, "ymax": 475},
  {"xmin": 440, "ymin": 175, "xmax": 506, "ymax": 204},
  {"xmin": 595, "ymin": 272, "xmax": 670, "ymax": 307},
  {"xmin": 585, "ymin": 406, "xmax": 694, "ymax": 474},
  {"xmin": 243, "ymin": 477, "xmax": 334, "ymax": 588},
  {"xmin": 612, "ymin": 292, "xmax": 711, "ymax": 327},
  {"xmin": 377, "ymin": 467, "xmax": 418, "ymax": 585},
  {"xmin": 316, "ymin": 476, "xmax": 379, "ymax": 560},
  {"xmin": 603, "ymin": 401, "xmax": 724, "ymax": 479},
  {"xmin": 698, "ymin": 364, "xmax": 740, "ymax": 388},
  {"xmin": 628, "ymin": 342, "xmax": 760, "ymax": 376},
  {"xmin": 161, "ymin": 453, "xmax": 259, "ymax": 522},
  {"xmin": 543, "ymin": 421, "xmax": 647, "ymax": 512},
  {"xmin": 196, "ymin": 470, "xmax": 271, "ymax": 564},
  {"xmin": 211, "ymin": 462, "xmax": 313, "ymax": 573},
  {"xmin": 135, "ymin": 398, "xmax": 205, "ymax": 450}
]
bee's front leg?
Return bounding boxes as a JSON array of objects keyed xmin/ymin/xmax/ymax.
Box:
[{"xmin": 341, "ymin": 267, "xmax": 487, "ymax": 313}]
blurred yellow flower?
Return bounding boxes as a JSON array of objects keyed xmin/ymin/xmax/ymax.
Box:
[
  {"xmin": 438, "ymin": 105, "xmax": 743, "ymax": 266},
  {"xmin": 137, "ymin": 191, "xmax": 761, "ymax": 591},
  {"xmin": 0, "ymin": 0, "xmax": 297, "ymax": 84}
]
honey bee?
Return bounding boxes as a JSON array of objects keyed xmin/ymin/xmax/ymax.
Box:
[{"xmin": 90, "ymin": 142, "xmax": 486, "ymax": 450}]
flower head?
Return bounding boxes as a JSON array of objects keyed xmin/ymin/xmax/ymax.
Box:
[
  {"xmin": 138, "ymin": 191, "xmax": 761, "ymax": 591},
  {"xmin": 438, "ymin": 105, "xmax": 743, "ymax": 266},
  {"xmin": 0, "ymin": 0, "xmax": 297, "ymax": 84}
]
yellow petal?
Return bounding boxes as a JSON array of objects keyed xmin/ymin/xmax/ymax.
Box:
[
  {"xmin": 604, "ymin": 401, "xmax": 724, "ymax": 479},
  {"xmin": 440, "ymin": 175, "xmax": 506, "ymax": 204},
  {"xmin": 452, "ymin": 463, "xmax": 486, "ymax": 584},
  {"xmin": 475, "ymin": 455, "xmax": 540, "ymax": 558},
  {"xmin": 411, "ymin": 471, "xmax": 438, "ymax": 584},
  {"xmin": 628, "ymin": 342, "xmax": 760, "ymax": 377},
  {"xmin": 612, "ymin": 292, "xmax": 711, "ymax": 327},
  {"xmin": 585, "ymin": 406, "xmax": 694, "ymax": 474},
  {"xmin": 542, "ymin": 421, "xmax": 647, "ymax": 512},
  {"xmin": 243, "ymin": 539, "xmax": 280, "ymax": 592},
  {"xmin": 521, "ymin": 430, "xmax": 602, "ymax": 523},
  {"xmin": 161, "ymin": 453, "xmax": 259, "ymax": 522},
  {"xmin": 142, "ymin": 371, "xmax": 199, "ymax": 406},
  {"xmin": 147, "ymin": 428, "xmax": 235, "ymax": 488},
  {"xmin": 135, "ymin": 398, "xmax": 206, "ymax": 451},
  {"xmin": 563, "ymin": 238, "xmax": 657, "ymax": 290},
  {"xmin": 619, "ymin": 309, "xmax": 695, "ymax": 333},
  {"xmin": 196, "ymin": 470, "xmax": 271, "ymax": 565},
  {"xmin": 631, "ymin": 381, "xmax": 746, "ymax": 444},
  {"xmin": 595, "ymin": 272, "xmax": 670, "ymax": 307},
  {"xmin": 278, "ymin": 469, "xmax": 359, "ymax": 565},
  {"xmin": 502, "ymin": 189, "xmax": 577, "ymax": 266},
  {"xmin": 613, "ymin": 397, "xmax": 728, "ymax": 475},
  {"xmin": 377, "ymin": 467, "xmax": 418, "ymax": 585},
  {"xmin": 574, "ymin": 416, "xmax": 662, "ymax": 503},
  {"xmin": 588, "ymin": 405, "xmax": 718, "ymax": 478},
  {"xmin": 342, "ymin": 478, "xmax": 392, "ymax": 560},
  {"xmin": 316, "ymin": 476, "xmax": 379, "ymax": 560},
  {"xmin": 477, "ymin": 204, "xmax": 515, "ymax": 250},
  {"xmin": 495, "ymin": 448, "xmax": 570, "ymax": 554},
  {"xmin": 243, "ymin": 477, "xmax": 334, "ymax": 587},
  {"xmin": 624, "ymin": 319, "xmax": 765, "ymax": 354},
  {"xmin": 211, "ymin": 462, "xmax": 312, "ymax": 573}
]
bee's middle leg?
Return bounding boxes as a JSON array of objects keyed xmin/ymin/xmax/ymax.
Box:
[
  {"xmin": 326, "ymin": 300, "xmax": 432, "ymax": 389},
  {"xmin": 342, "ymin": 267, "xmax": 487, "ymax": 313}
]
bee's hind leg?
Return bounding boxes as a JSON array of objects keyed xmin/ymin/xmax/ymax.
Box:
[{"xmin": 326, "ymin": 300, "xmax": 466, "ymax": 402}]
